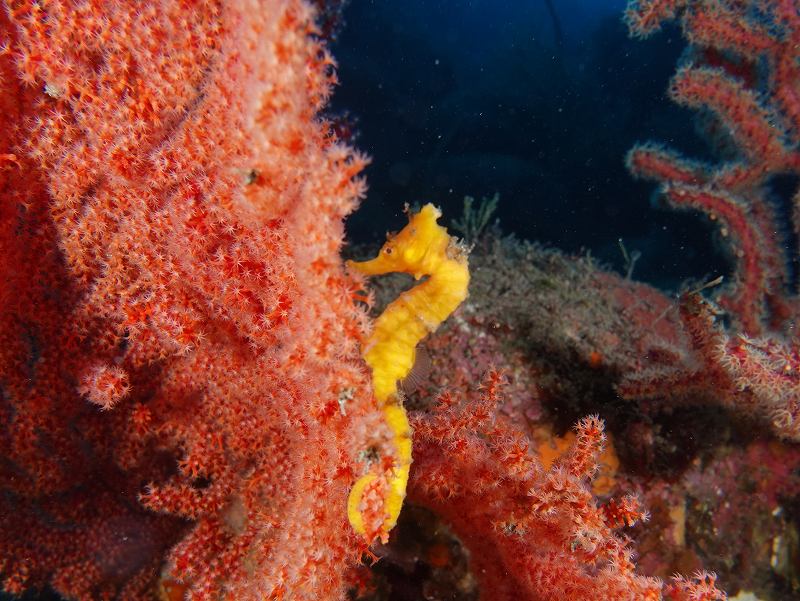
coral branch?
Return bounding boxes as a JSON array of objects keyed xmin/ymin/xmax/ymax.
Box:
[
  {"xmin": 626, "ymin": 0, "xmax": 800, "ymax": 336},
  {"xmin": 409, "ymin": 371, "xmax": 724, "ymax": 600},
  {"xmin": 622, "ymin": 0, "xmax": 800, "ymax": 442}
]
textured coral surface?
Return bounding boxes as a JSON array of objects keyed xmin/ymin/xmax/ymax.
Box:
[{"xmin": 0, "ymin": 1, "xmax": 382, "ymax": 599}]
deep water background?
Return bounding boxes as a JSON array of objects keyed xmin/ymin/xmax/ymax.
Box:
[{"xmin": 334, "ymin": 0, "xmax": 729, "ymax": 291}]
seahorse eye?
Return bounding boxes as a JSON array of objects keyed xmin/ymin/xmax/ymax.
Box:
[{"xmin": 384, "ymin": 247, "xmax": 393, "ymax": 255}]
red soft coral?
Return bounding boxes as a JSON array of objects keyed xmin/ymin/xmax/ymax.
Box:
[
  {"xmin": 409, "ymin": 370, "xmax": 724, "ymax": 600},
  {"xmin": 0, "ymin": 1, "xmax": 383, "ymax": 599}
]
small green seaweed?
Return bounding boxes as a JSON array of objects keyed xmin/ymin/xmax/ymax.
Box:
[{"xmin": 451, "ymin": 192, "xmax": 499, "ymax": 245}]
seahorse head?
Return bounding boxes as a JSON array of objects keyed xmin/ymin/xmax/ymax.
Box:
[{"xmin": 347, "ymin": 204, "xmax": 450, "ymax": 280}]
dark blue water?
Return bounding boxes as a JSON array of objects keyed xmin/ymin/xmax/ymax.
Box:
[{"xmin": 334, "ymin": 0, "xmax": 730, "ymax": 291}]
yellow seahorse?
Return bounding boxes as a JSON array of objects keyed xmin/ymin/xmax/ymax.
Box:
[{"xmin": 346, "ymin": 203, "xmax": 470, "ymax": 542}]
